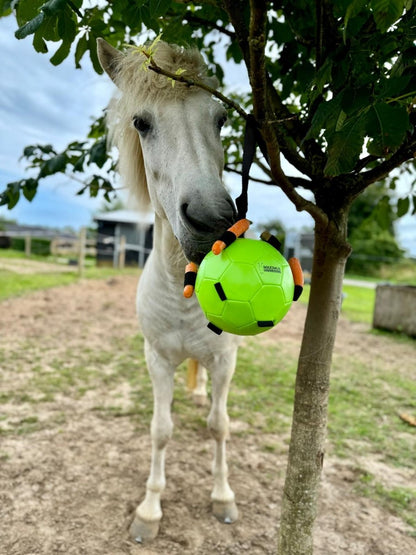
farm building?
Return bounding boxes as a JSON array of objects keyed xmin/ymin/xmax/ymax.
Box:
[
  {"xmin": 285, "ymin": 231, "xmax": 314, "ymax": 274},
  {"xmin": 94, "ymin": 210, "xmax": 154, "ymax": 268}
]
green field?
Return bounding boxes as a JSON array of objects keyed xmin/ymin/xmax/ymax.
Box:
[{"xmin": 0, "ymin": 250, "xmax": 139, "ymax": 301}]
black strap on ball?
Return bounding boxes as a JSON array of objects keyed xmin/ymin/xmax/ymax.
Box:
[
  {"xmin": 183, "ymin": 270, "xmax": 197, "ymax": 288},
  {"xmin": 217, "ymin": 229, "xmax": 237, "ymax": 248}
]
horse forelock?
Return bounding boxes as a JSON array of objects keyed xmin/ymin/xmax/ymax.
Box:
[
  {"xmin": 106, "ymin": 41, "xmax": 218, "ymax": 210},
  {"xmin": 121, "ymin": 42, "xmax": 215, "ymax": 102}
]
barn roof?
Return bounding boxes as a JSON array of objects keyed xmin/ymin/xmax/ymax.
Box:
[{"xmin": 94, "ymin": 210, "xmax": 154, "ymax": 226}]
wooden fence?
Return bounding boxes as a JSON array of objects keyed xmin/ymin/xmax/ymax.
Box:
[{"xmin": 1, "ymin": 228, "xmax": 147, "ymax": 277}]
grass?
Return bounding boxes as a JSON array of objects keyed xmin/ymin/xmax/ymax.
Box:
[
  {"xmin": 299, "ymin": 283, "xmax": 375, "ymax": 324},
  {"xmin": 0, "ymin": 249, "xmax": 139, "ymax": 301},
  {"xmin": 328, "ymin": 357, "xmax": 416, "ymax": 468},
  {"xmin": 356, "ymin": 471, "xmax": 416, "ymax": 534},
  {"xmin": 1, "ymin": 249, "xmax": 415, "ymax": 533},
  {"xmin": 341, "ymin": 284, "xmax": 375, "ymax": 323}
]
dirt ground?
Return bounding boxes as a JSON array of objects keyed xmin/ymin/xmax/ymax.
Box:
[{"xmin": 0, "ymin": 274, "xmax": 415, "ymax": 555}]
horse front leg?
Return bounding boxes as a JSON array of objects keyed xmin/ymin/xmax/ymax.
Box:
[
  {"xmin": 207, "ymin": 350, "xmax": 239, "ymax": 524},
  {"xmin": 130, "ymin": 342, "xmax": 174, "ymax": 543}
]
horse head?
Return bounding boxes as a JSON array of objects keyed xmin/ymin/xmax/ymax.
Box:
[{"xmin": 97, "ymin": 39, "xmax": 237, "ymax": 264}]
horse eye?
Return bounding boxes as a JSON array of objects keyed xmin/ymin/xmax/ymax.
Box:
[
  {"xmin": 133, "ymin": 117, "xmax": 152, "ymax": 135},
  {"xmin": 217, "ymin": 115, "xmax": 227, "ymax": 131}
]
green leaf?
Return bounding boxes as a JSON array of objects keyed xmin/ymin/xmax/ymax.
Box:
[
  {"xmin": 1, "ymin": 182, "xmax": 21, "ymax": 209},
  {"xmin": 41, "ymin": 0, "xmax": 68, "ymax": 16},
  {"xmin": 397, "ymin": 196, "xmax": 410, "ymax": 217},
  {"xmin": 50, "ymin": 37, "xmax": 71, "ymax": 65},
  {"xmin": 324, "ymin": 116, "xmax": 367, "ymax": 176},
  {"xmin": 370, "ymin": 0, "xmax": 405, "ymax": 32},
  {"xmin": 343, "ymin": 0, "xmax": 367, "ymax": 40},
  {"xmin": 226, "ymin": 40, "xmax": 243, "ymax": 64},
  {"xmin": 15, "ymin": 13, "xmax": 45, "ymax": 39},
  {"xmin": 0, "ymin": 0, "xmax": 13, "ymax": 16},
  {"xmin": 149, "ymin": 0, "xmax": 171, "ymax": 18},
  {"xmin": 374, "ymin": 196, "xmax": 392, "ymax": 229},
  {"xmin": 39, "ymin": 153, "xmax": 67, "ymax": 177},
  {"xmin": 73, "ymin": 153, "xmax": 86, "ymax": 172},
  {"xmin": 37, "ymin": 13, "xmax": 60, "ymax": 41},
  {"xmin": 366, "ymin": 103, "xmax": 409, "ymax": 156},
  {"xmin": 379, "ymin": 75, "xmax": 412, "ymax": 99},
  {"xmin": 89, "ymin": 139, "xmax": 107, "ymax": 168},
  {"xmin": 74, "ymin": 34, "xmax": 88, "ymax": 68},
  {"xmin": 22, "ymin": 179, "xmax": 38, "ymax": 202},
  {"xmin": 88, "ymin": 33, "xmax": 103, "ymax": 74},
  {"xmin": 57, "ymin": 9, "xmax": 76, "ymax": 41},
  {"xmin": 33, "ymin": 30, "xmax": 48, "ymax": 53},
  {"xmin": 305, "ymin": 94, "xmax": 344, "ymax": 141},
  {"xmin": 140, "ymin": 6, "xmax": 160, "ymax": 33},
  {"xmin": 16, "ymin": 0, "xmax": 44, "ymax": 26}
]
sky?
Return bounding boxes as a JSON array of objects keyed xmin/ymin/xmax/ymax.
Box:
[{"xmin": 0, "ymin": 15, "xmax": 415, "ymax": 256}]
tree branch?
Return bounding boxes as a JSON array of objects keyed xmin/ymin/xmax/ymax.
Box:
[
  {"xmin": 248, "ymin": 0, "xmax": 267, "ymax": 123},
  {"xmin": 182, "ymin": 13, "xmax": 236, "ymax": 39},
  {"xmin": 361, "ymin": 142, "xmax": 416, "ymax": 189},
  {"xmin": 225, "ymin": 164, "xmax": 313, "ymax": 190},
  {"xmin": 224, "ymin": 165, "xmax": 274, "ymax": 185},
  {"xmin": 146, "ymin": 57, "xmax": 248, "ymax": 120},
  {"xmin": 262, "ymin": 125, "xmax": 328, "ymax": 225},
  {"xmin": 222, "ymin": 0, "xmax": 251, "ymax": 66}
]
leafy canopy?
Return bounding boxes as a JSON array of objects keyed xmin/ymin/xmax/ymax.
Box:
[{"xmin": 1, "ymin": 0, "xmax": 416, "ymax": 228}]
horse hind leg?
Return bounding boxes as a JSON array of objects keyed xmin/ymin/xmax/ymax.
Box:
[
  {"xmin": 207, "ymin": 351, "xmax": 239, "ymax": 524},
  {"xmin": 130, "ymin": 346, "xmax": 175, "ymax": 543}
]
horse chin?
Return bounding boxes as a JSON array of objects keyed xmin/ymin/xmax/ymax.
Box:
[{"xmin": 181, "ymin": 238, "xmax": 213, "ymax": 265}]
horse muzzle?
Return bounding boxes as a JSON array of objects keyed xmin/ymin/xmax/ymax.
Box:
[{"xmin": 178, "ymin": 194, "xmax": 237, "ymax": 263}]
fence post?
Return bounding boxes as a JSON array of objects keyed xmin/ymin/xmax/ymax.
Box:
[
  {"xmin": 78, "ymin": 226, "xmax": 86, "ymax": 278},
  {"xmin": 25, "ymin": 235, "xmax": 31, "ymax": 257},
  {"xmin": 119, "ymin": 235, "xmax": 126, "ymax": 269}
]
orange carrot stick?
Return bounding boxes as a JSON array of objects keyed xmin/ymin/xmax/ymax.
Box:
[
  {"xmin": 212, "ymin": 218, "xmax": 251, "ymax": 255},
  {"xmin": 288, "ymin": 257, "xmax": 304, "ymax": 301},
  {"xmin": 183, "ymin": 261, "xmax": 198, "ymax": 298}
]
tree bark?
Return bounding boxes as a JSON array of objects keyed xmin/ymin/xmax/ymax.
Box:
[{"xmin": 278, "ymin": 220, "xmax": 350, "ymax": 554}]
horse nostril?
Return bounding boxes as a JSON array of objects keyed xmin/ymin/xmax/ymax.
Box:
[{"xmin": 181, "ymin": 203, "xmax": 214, "ymax": 233}]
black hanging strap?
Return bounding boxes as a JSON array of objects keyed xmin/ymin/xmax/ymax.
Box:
[{"xmin": 235, "ymin": 115, "xmax": 268, "ymax": 220}]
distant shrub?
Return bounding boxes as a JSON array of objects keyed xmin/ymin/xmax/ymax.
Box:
[
  {"xmin": 10, "ymin": 237, "xmax": 51, "ymax": 256},
  {"xmin": 11, "ymin": 238, "xmax": 25, "ymax": 251}
]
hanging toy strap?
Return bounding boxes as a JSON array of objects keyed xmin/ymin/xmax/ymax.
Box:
[
  {"xmin": 235, "ymin": 115, "xmax": 256, "ymax": 220},
  {"xmin": 235, "ymin": 115, "xmax": 268, "ymax": 220}
]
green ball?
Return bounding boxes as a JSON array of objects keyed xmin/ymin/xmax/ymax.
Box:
[{"xmin": 195, "ymin": 238, "xmax": 294, "ymax": 335}]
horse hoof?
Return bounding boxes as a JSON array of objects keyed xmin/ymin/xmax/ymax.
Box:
[
  {"xmin": 212, "ymin": 500, "xmax": 238, "ymax": 524},
  {"xmin": 130, "ymin": 515, "xmax": 160, "ymax": 543}
]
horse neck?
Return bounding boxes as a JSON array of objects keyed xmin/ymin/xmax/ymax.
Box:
[{"xmin": 151, "ymin": 215, "xmax": 187, "ymax": 283}]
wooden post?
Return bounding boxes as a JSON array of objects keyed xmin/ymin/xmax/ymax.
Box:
[
  {"xmin": 50, "ymin": 237, "xmax": 58, "ymax": 257},
  {"xmin": 25, "ymin": 235, "xmax": 31, "ymax": 257},
  {"xmin": 119, "ymin": 235, "xmax": 126, "ymax": 269},
  {"xmin": 78, "ymin": 226, "xmax": 86, "ymax": 278}
]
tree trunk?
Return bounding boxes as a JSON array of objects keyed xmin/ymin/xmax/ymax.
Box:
[{"xmin": 278, "ymin": 220, "xmax": 350, "ymax": 554}]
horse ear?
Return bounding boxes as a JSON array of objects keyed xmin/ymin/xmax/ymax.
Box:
[{"xmin": 97, "ymin": 38, "xmax": 124, "ymax": 84}]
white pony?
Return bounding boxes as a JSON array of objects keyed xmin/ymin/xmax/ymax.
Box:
[{"xmin": 97, "ymin": 39, "xmax": 242, "ymax": 542}]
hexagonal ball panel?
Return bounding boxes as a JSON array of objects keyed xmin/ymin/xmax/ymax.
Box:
[
  {"xmin": 251, "ymin": 284, "xmax": 293, "ymax": 323},
  {"xmin": 195, "ymin": 278, "xmax": 226, "ymax": 318},
  {"xmin": 197, "ymin": 250, "xmax": 232, "ymax": 281},
  {"xmin": 220, "ymin": 262, "xmax": 261, "ymax": 301},
  {"xmin": 221, "ymin": 300, "xmax": 255, "ymax": 333}
]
